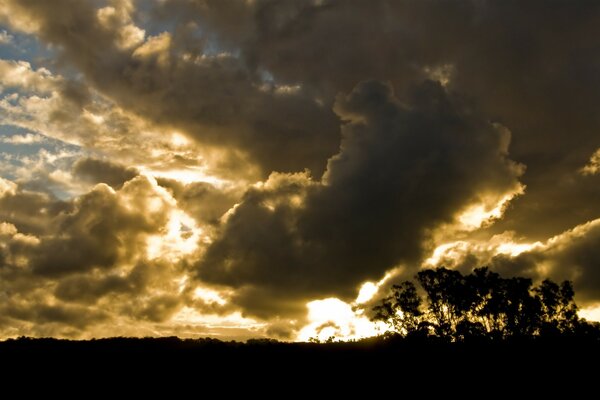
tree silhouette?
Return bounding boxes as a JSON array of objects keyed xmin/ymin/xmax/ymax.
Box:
[
  {"xmin": 373, "ymin": 281, "xmax": 423, "ymax": 336},
  {"xmin": 372, "ymin": 267, "xmax": 599, "ymax": 341}
]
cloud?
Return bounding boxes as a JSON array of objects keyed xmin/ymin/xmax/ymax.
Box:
[
  {"xmin": 196, "ymin": 80, "xmax": 523, "ymax": 318},
  {"xmin": 0, "ymin": 133, "xmax": 45, "ymax": 144},
  {"xmin": 0, "ymin": 177, "xmax": 17, "ymax": 196},
  {"xmin": 420, "ymin": 217, "xmax": 600, "ymax": 308},
  {"xmin": 0, "ymin": 30, "xmax": 13, "ymax": 45},
  {"xmin": 28, "ymin": 176, "xmax": 174, "ymax": 276},
  {"xmin": 149, "ymin": 0, "xmax": 600, "ymax": 239},
  {"xmin": 493, "ymin": 219, "xmax": 600, "ymax": 305},
  {"xmin": 0, "ymin": 0, "xmax": 340, "ymax": 176},
  {"xmin": 581, "ymin": 148, "xmax": 600, "ymax": 175},
  {"xmin": 157, "ymin": 177, "xmax": 242, "ymax": 225},
  {"xmin": 0, "ymin": 175, "xmax": 234, "ymax": 336},
  {"xmin": 2, "ymin": 302, "xmax": 110, "ymax": 330},
  {"xmin": 72, "ymin": 157, "xmax": 139, "ymax": 189},
  {"xmin": 0, "ymin": 59, "xmax": 58, "ymax": 93},
  {"xmin": 0, "ymin": 55, "xmax": 258, "ymax": 198},
  {"xmin": 0, "ymin": 182, "xmax": 63, "ymax": 235},
  {"xmin": 0, "ymin": 175, "xmax": 174, "ymax": 300},
  {"xmin": 1, "ymin": 0, "xmax": 600, "ymax": 337}
]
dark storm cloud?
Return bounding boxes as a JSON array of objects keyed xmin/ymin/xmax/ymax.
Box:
[
  {"xmin": 154, "ymin": 0, "xmax": 600, "ymax": 238},
  {"xmin": 73, "ymin": 157, "xmax": 139, "ymax": 189},
  {"xmin": 197, "ymin": 80, "xmax": 523, "ymax": 318},
  {"xmin": 4, "ymin": 0, "xmax": 600, "ymax": 210},
  {"xmin": 54, "ymin": 273, "xmax": 131, "ymax": 303},
  {"xmin": 2, "ymin": 302, "xmax": 109, "ymax": 330},
  {"xmin": 6, "ymin": 1, "xmax": 599, "ymax": 230}
]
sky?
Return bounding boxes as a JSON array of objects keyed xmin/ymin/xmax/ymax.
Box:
[{"xmin": 0, "ymin": 0, "xmax": 600, "ymax": 341}]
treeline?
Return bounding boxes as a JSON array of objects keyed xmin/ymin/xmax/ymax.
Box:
[
  {"xmin": 372, "ymin": 267, "xmax": 600, "ymax": 341},
  {"xmin": 2, "ymin": 335, "xmax": 599, "ymax": 386}
]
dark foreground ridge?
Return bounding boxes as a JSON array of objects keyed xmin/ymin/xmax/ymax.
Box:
[
  {"xmin": 2, "ymin": 335, "xmax": 599, "ymax": 377},
  {"xmin": 1, "ymin": 336, "xmax": 599, "ymax": 396}
]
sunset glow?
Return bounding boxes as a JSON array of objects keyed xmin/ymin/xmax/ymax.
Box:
[{"xmin": 1, "ymin": 0, "xmax": 599, "ymax": 342}]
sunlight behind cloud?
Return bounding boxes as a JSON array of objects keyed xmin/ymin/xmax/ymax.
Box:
[
  {"xmin": 193, "ymin": 287, "xmax": 227, "ymax": 306},
  {"xmin": 424, "ymin": 242, "xmax": 467, "ymax": 267},
  {"xmin": 356, "ymin": 282, "xmax": 378, "ymax": 304},
  {"xmin": 579, "ymin": 304, "xmax": 600, "ymax": 322},
  {"xmin": 297, "ymin": 298, "xmax": 384, "ymax": 342},
  {"xmin": 139, "ymin": 167, "xmax": 226, "ymax": 186},
  {"xmin": 496, "ymin": 242, "xmax": 539, "ymax": 257},
  {"xmin": 82, "ymin": 109, "xmax": 105, "ymax": 125},
  {"xmin": 170, "ymin": 132, "xmax": 189, "ymax": 147},
  {"xmin": 424, "ymin": 234, "xmax": 542, "ymax": 268},
  {"xmin": 457, "ymin": 186, "xmax": 524, "ymax": 230},
  {"xmin": 171, "ymin": 307, "xmax": 265, "ymax": 329},
  {"xmin": 146, "ymin": 209, "xmax": 202, "ymax": 261}
]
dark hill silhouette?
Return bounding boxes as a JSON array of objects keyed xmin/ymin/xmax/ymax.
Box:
[{"xmin": 1, "ymin": 334, "xmax": 599, "ymax": 387}]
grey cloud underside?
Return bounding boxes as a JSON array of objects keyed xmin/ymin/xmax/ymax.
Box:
[
  {"xmin": 73, "ymin": 157, "xmax": 139, "ymax": 189},
  {"xmin": 0, "ymin": 190, "xmax": 67, "ymax": 236},
  {"xmin": 197, "ymin": 81, "xmax": 522, "ymax": 318}
]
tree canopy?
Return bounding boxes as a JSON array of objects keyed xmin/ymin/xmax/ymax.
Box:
[{"xmin": 372, "ymin": 267, "xmax": 599, "ymax": 341}]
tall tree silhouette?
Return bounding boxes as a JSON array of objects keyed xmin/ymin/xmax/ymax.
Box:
[
  {"xmin": 372, "ymin": 267, "xmax": 596, "ymax": 341},
  {"xmin": 373, "ymin": 281, "xmax": 423, "ymax": 336}
]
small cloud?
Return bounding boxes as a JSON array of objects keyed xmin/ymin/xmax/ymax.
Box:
[
  {"xmin": 1, "ymin": 133, "xmax": 45, "ymax": 145},
  {"xmin": 0, "ymin": 30, "xmax": 13, "ymax": 45},
  {"xmin": 581, "ymin": 148, "xmax": 600, "ymax": 175},
  {"xmin": 72, "ymin": 157, "xmax": 138, "ymax": 189},
  {"xmin": 422, "ymin": 64, "xmax": 455, "ymax": 87}
]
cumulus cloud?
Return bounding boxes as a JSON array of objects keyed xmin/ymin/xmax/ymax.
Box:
[
  {"xmin": 0, "ymin": 59, "xmax": 58, "ymax": 93},
  {"xmin": 72, "ymin": 157, "xmax": 139, "ymax": 189},
  {"xmin": 197, "ymin": 80, "xmax": 523, "ymax": 318},
  {"xmin": 150, "ymin": 0, "xmax": 600, "ymax": 238},
  {"xmin": 0, "ymin": 173, "xmax": 256, "ymax": 337},
  {"xmin": 0, "ymin": 175, "xmax": 187, "ymax": 334},
  {"xmin": 157, "ymin": 177, "xmax": 241, "ymax": 225}
]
